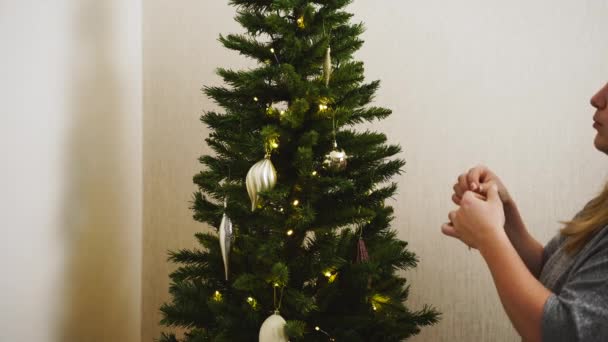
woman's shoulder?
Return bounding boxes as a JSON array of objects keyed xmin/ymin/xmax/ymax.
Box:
[
  {"xmin": 547, "ymin": 224, "xmax": 608, "ymax": 257},
  {"xmin": 583, "ymin": 224, "xmax": 608, "ymax": 256},
  {"xmin": 544, "ymin": 231, "xmax": 566, "ymax": 255}
]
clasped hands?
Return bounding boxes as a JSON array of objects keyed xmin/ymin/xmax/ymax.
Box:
[{"xmin": 441, "ymin": 165, "xmax": 508, "ymax": 251}]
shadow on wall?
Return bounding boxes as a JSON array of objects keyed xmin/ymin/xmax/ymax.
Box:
[{"xmin": 58, "ymin": 1, "xmax": 139, "ymax": 341}]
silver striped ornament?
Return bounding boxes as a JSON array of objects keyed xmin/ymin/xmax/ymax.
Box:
[{"xmin": 245, "ymin": 156, "xmax": 277, "ymax": 211}]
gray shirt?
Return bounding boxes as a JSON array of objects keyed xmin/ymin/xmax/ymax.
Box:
[{"xmin": 538, "ymin": 224, "xmax": 608, "ymax": 342}]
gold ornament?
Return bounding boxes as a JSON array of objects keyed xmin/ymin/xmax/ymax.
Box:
[{"xmin": 246, "ymin": 156, "xmax": 277, "ymax": 211}]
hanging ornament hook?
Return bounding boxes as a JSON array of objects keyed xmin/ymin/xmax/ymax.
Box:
[
  {"xmin": 332, "ymin": 112, "xmax": 337, "ymax": 144},
  {"xmin": 356, "ymin": 206, "xmax": 370, "ymax": 263},
  {"xmin": 273, "ymin": 284, "xmax": 286, "ymax": 312},
  {"xmin": 358, "ymin": 206, "xmax": 363, "ymax": 238},
  {"xmin": 270, "ymin": 47, "xmax": 280, "ymax": 64}
]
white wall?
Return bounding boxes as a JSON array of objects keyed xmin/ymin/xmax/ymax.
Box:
[
  {"xmin": 351, "ymin": 1, "xmax": 608, "ymax": 340},
  {"xmin": 0, "ymin": 1, "xmax": 142, "ymax": 341},
  {"xmin": 141, "ymin": 2, "xmax": 244, "ymax": 341}
]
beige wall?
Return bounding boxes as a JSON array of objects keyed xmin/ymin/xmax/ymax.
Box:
[
  {"xmin": 142, "ymin": 1, "xmax": 608, "ymax": 342},
  {"xmin": 0, "ymin": 1, "xmax": 142, "ymax": 341},
  {"xmin": 142, "ymin": 2, "xmax": 240, "ymax": 341}
]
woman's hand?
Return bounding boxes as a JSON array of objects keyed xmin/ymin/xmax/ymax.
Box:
[
  {"xmin": 452, "ymin": 165, "xmax": 513, "ymax": 206},
  {"xmin": 442, "ymin": 184, "xmax": 506, "ymax": 250}
]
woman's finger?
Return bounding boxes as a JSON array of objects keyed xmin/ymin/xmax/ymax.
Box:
[
  {"xmin": 467, "ymin": 165, "xmax": 488, "ymax": 190},
  {"xmin": 463, "ymin": 190, "xmax": 487, "ymax": 202},
  {"xmin": 441, "ymin": 222, "xmax": 459, "ymax": 238},
  {"xmin": 453, "ymin": 182, "xmax": 464, "ymax": 198},
  {"xmin": 457, "ymin": 173, "xmax": 468, "ymax": 195},
  {"xmin": 486, "ymin": 183, "xmax": 501, "ymax": 204},
  {"xmin": 451, "ymin": 193, "xmax": 462, "ymax": 205},
  {"xmin": 476, "ymin": 180, "xmax": 495, "ymax": 197},
  {"xmin": 448, "ymin": 210, "xmax": 457, "ymax": 223}
]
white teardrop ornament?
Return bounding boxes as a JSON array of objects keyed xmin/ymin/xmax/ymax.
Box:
[{"xmin": 259, "ymin": 311, "xmax": 288, "ymax": 342}]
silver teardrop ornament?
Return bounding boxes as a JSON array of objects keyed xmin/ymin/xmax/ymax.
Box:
[
  {"xmin": 219, "ymin": 197, "xmax": 233, "ymax": 280},
  {"xmin": 323, "ymin": 45, "xmax": 332, "ymax": 87}
]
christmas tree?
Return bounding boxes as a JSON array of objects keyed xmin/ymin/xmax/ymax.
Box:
[{"xmin": 159, "ymin": 1, "xmax": 440, "ymax": 341}]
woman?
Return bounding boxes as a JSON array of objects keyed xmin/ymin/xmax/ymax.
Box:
[{"xmin": 441, "ymin": 82, "xmax": 608, "ymax": 342}]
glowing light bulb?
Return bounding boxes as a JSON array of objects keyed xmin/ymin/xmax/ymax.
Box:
[
  {"xmin": 253, "ymin": 97, "xmax": 258, "ymax": 102},
  {"xmin": 315, "ymin": 326, "xmax": 320, "ymax": 331},
  {"xmin": 287, "ymin": 229, "xmax": 294, "ymax": 236},
  {"xmin": 246, "ymin": 296, "xmax": 258, "ymax": 309},
  {"xmin": 270, "ymin": 48, "xmax": 275, "ymax": 53},
  {"xmin": 292, "ymin": 199, "xmax": 299, "ymax": 206},
  {"xmin": 324, "ymin": 270, "xmax": 337, "ymax": 283},
  {"xmin": 311, "ymin": 170, "xmax": 317, "ymax": 176}
]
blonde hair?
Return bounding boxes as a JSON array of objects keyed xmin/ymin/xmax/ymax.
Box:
[{"xmin": 560, "ymin": 181, "xmax": 608, "ymax": 255}]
